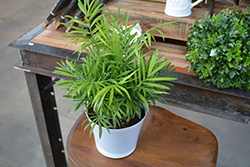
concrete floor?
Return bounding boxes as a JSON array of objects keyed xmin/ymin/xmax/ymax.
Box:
[{"xmin": 0, "ymin": 0, "xmax": 250, "ymax": 166}]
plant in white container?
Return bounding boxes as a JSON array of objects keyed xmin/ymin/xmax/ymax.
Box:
[{"xmin": 54, "ymin": 0, "xmax": 177, "ymax": 158}]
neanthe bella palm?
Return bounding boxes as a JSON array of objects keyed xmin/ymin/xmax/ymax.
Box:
[{"xmin": 54, "ymin": 0, "xmax": 177, "ymax": 138}]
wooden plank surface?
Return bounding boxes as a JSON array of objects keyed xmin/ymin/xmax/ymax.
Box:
[
  {"xmin": 32, "ymin": 0, "xmax": 250, "ymax": 76},
  {"xmin": 30, "ymin": 26, "xmax": 81, "ymax": 51},
  {"xmin": 143, "ymin": 40, "xmax": 194, "ymax": 75},
  {"xmin": 120, "ymin": 0, "xmax": 205, "ymax": 7},
  {"xmin": 30, "ymin": 26, "xmax": 194, "ymax": 75},
  {"xmin": 215, "ymin": 0, "xmax": 237, "ymax": 5},
  {"xmin": 239, "ymin": 0, "xmax": 250, "ymax": 7},
  {"xmin": 67, "ymin": 106, "xmax": 218, "ymax": 167},
  {"xmin": 103, "ymin": 0, "xmax": 214, "ymax": 41},
  {"xmin": 213, "ymin": 1, "xmax": 249, "ymax": 13}
]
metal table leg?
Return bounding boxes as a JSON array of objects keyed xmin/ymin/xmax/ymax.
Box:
[{"xmin": 25, "ymin": 72, "xmax": 67, "ymax": 167}]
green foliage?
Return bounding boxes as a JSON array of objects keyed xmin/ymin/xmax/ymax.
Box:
[
  {"xmin": 186, "ymin": 7, "xmax": 250, "ymax": 90},
  {"xmin": 54, "ymin": 0, "xmax": 177, "ymax": 138}
]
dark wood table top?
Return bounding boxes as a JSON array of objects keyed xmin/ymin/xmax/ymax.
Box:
[{"xmin": 67, "ymin": 106, "xmax": 218, "ymax": 167}]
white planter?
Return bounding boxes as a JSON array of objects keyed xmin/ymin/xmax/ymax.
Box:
[{"xmin": 89, "ymin": 107, "xmax": 148, "ymax": 159}]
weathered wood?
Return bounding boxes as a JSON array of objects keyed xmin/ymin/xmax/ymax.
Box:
[
  {"xmin": 213, "ymin": 1, "xmax": 249, "ymax": 15},
  {"xmin": 20, "ymin": 49, "xmax": 69, "ymax": 72},
  {"xmin": 143, "ymin": 40, "xmax": 194, "ymax": 75},
  {"xmin": 65, "ymin": 10, "xmax": 84, "ymax": 33},
  {"xmin": 215, "ymin": 0, "xmax": 237, "ymax": 6},
  {"xmin": 42, "ymin": 8, "xmax": 68, "ymax": 29},
  {"xmin": 13, "ymin": 23, "xmax": 250, "ymax": 123},
  {"xmin": 67, "ymin": 106, "xmax": 218, "ymax": 167},
  {"xmin": 42, "ymin": 0, "xmax": 110, "ymax": 30},
  {"xmin": 42, "ymin": 0, "xmax": 71, "ymax": 28},
  {"xmin": 239, "ymin": 0, "xmax": 250, "ymax": 7},
  {"xmin": 30, "ymin": 26, "xmax": 192, "ymax": 75},
  {"xmin": 103, "ymin": 0, "xmax": 214, "ymax": 41},
  {"xmin": 162, "ymin": 72, "xmax": 250, "ymax": 123},
  {"xmin": 122, "ymin": 0, "xmax": 204, "ymax": 7},
  {"xmin": 30, "ymin": 26, "xmax": 82, "ymax": 51},
  {"xmin": 54, "ymin": 0, "xmax": 79, "ymax": 30}
]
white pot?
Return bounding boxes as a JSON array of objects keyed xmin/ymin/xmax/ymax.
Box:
[{"xmin": 89, "ymin": 107, "xmax": 148, "ymax": 159}]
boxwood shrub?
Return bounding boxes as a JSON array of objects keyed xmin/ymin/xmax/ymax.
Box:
[{"xmin": 186, "ymin": 7, "xmax": 250, "ymax": 90}]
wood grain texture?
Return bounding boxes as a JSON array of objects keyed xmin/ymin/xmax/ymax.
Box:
[
  {"xmin": 239, "ymin": 0, "xmax": 250, "ymax": 7},
  {"xmin": 67, "ymin": 106, "xmax": 218, "ymax": 167},
  {"xmin": 215, "ymin": 0, "xmax": 237, "ymax": 5},
  {"xmin": 213, "ymin": 1, "xmax": 249, "ymax": 14},
  {"xmin": 103, "ymin": 0, "xmax": 213, "ymax": 41},
  {"xmin": 143, "ymin": 40, "xmax": 195, "ymax": 75},
  {"xmin": 30, "ymin": 26, "xmax": 194, "ymax": 75},
  {"xmin": 131, "ymin": 0, "xmax": 205, "ymax": 7},
  {"xmin": 30, "ymin": 26, "xmax": 82, "ymax": 51}
]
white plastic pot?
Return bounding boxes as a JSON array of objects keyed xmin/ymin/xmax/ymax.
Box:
[{"xmin": 89, "ymin": 107, "xmax": 148, "ymax": 159}]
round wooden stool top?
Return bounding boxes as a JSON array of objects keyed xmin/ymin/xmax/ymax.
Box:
[{"xmin": 67, "ymin": 106, "xmax": 218, "ymax": 167}]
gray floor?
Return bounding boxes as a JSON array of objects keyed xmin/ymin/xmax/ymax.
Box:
[{"xmin": 0, "ymin": 0, "xmax": 250, "ymax": 166}]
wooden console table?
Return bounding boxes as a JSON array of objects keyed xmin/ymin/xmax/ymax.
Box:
[{"xmin": 9, "ymin": 0, "xmax": 249, "ymax": 166}]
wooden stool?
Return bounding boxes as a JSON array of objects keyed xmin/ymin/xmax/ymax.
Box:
[{"xmin": 67, "ymin": 106, "xmax": 218, "ymax": 167}]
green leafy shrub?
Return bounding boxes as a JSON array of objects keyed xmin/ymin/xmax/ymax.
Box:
[
  {"xmin": 54, "ymin": 0, "xmax": 177, "ymax": 138},
  {"xmin": 186, "ymin": 7, "xmax": 250, "ymax": 90}
]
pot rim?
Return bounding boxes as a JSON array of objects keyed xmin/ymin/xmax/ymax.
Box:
[{"xmin": 87, "ymin": 105, "xmax": 148, "ymax": 132}]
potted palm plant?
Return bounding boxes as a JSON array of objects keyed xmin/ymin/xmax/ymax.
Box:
[{"xmin": 54, "ymin": 0, "xmax": 177, "ymax": 158}]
